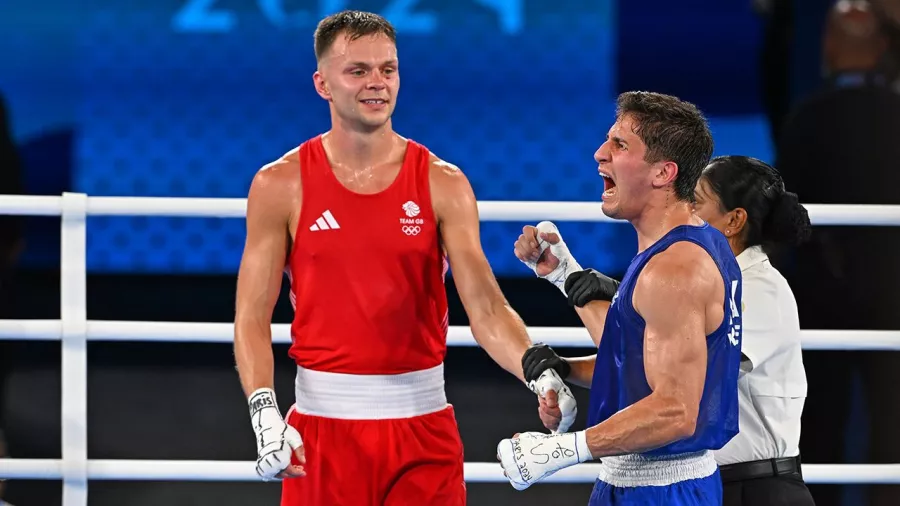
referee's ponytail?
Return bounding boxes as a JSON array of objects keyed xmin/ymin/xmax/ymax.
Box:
[
  {"xmin": 763, "ymin": 189, "xmax": 812, "ymax": 247},
  {"xmin": 700, "ymin": 156, "xmax": 812, "ymax": 250}
]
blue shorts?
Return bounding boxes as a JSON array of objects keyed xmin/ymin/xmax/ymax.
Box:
[
  {"xmin": 587, "ymin": 468, "xmax": 722, "ymax": 506},
  {"xmin": 586, "ymin": 451, "xmax": 722, "ymax": 506}
]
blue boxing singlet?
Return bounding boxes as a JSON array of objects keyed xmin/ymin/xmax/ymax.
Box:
[{"xmin": 585, "ymin": 222, "xmax": 743, "ymax": 506}]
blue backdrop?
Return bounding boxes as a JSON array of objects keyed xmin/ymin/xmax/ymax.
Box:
[{"xmin": 2, "ymin": 0, "xmax": 770, "ymax": 276}]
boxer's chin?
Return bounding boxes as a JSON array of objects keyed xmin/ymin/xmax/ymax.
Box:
[{"xmin": 601, "ymin": 200, "xmax": 620, "ymax": 219}]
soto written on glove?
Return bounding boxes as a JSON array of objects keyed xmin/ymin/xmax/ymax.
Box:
[{"xmin": 497, "ymin": 431, "xmax": 592, "ymax": 491}]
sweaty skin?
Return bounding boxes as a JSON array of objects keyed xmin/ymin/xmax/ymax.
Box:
[
  {"xmin": 235, "ymin": 30, "xmax": 535, "ymax": 400},
  {"xmin": 234, "ymin": 140, "xmax": 534, "ymax": 410},
  {"xmin": 511, "ymin": 108, "xmax": 726, "ymax": 450},
  {"xmin": 583, "ymin": 241, "xmax": 724, "ymax": 457},
  {"xmin": 429, "ymin": 156, "xmax": 534, "ymax": 381}
]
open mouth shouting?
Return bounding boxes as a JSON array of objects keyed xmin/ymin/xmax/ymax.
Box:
[{"xmin": 599, "ymin": 168, "xmax": 616, "ymax": 200}]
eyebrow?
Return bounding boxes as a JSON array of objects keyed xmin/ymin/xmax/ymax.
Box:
[{"xmin": 610, "ymin": 135, "xmax": 627, "ymax": 146}]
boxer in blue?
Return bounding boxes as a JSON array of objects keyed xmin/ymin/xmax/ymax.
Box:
[{"xmin": 498, "ymin": 91, "xmax": 742, "ymax": 505}]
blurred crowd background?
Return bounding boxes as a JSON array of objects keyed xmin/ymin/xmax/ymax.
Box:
[{"xmin": 0, "ymin": 0, "xmax": 899, "ymax": 504}]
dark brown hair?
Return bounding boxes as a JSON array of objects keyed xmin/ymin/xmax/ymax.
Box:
[
  {"xmin": 616, "ymin": 91, "xmax": 714, "ymax": 202},
  {"xmin": 314, "ymin": 10, "xmax": 397, "ymax": 62}
]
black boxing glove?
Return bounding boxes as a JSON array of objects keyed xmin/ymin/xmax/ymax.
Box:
[
  {"xmin": 564, "ymin": 268, "xmax": 620, "ymax": 308},
  {"xmin": 521, "ymin": 343, "xmax": 571, "ymax": 384}
]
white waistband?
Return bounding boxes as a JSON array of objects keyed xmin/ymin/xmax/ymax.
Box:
[
  {"xmin": 293, "ymin": 363, "xmax": 448, "ymax": 420},
  {"xmin": 597, "ymin": 450, "xmax": 718, "ymax": 488}
]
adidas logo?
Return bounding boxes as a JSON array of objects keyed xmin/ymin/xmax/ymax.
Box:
[{"xmin": 309, "ymin": 210, "xmax": 340, "ymax": 231}]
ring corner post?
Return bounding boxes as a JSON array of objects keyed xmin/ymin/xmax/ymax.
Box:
[{"xmin": 60, "ymin": 192, "xmax": 89, "ymax": 506}]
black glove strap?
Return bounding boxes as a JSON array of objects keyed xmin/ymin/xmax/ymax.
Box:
[
  {"xmin": 521, "ymin": 343, "xmax": 571, "ymax": 383},
  {"xmin": 565, "ymin": 268, "xmax": 620, "ymax": 308}
]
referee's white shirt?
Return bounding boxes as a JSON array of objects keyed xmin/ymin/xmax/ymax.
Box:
[{"xmin": 715, "ymin": 245, "xmax": 808, "ymax": 466}]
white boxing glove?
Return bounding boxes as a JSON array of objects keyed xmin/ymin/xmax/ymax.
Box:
[
  {"xmin": 497, "ymin": 431, "xmax": 593, "ymax": 491},
  {"xmin": 527, "ymin": 369, "xmax": 578, "ymax": 434},
  {"xmin": 521, "ymin": 221, "xmax": 583, "ymax": 296},
  {"xmin": 248, "ymin": 388, "xmax": 303, "ymax": 481}
]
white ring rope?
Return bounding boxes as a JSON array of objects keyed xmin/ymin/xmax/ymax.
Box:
[
  {"xmin": 0, "ymin": 459, "xmax": 898, "ymax": 485},
  {"xmin": 0, "ymin": 319, "xmax": 898, "ymax": 350},
  {"xmin": 2, "ymin": 194, "xmax": 900, "ymax": 224},
  {"xmin": 1, "ymin": 193, "xmax": 899, "ymax": 497}
]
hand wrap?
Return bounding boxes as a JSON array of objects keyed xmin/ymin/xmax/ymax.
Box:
[
  {"xmin": 249, "ymin": 388, "xmax": 303, "ymax": 481},
  {"xmin": 520, "ymin": 221, "xmax": 583, "ymax": 295},
  {"xmin": 497, "ymin": 431, "xmax": 592, "ymax": 490}
]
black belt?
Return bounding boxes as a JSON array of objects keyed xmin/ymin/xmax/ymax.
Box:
[{"xmin": 719, "ymin": 456, "xmax": 802, "ymax": 483}]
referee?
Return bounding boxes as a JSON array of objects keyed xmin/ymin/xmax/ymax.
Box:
[
  {"xmin": 522, "ymin": 155, "xmax": 817, "ymax": 505},
  {"xmin": 691, "ymin": 156, "xmax": 815, "ymax": 505}
]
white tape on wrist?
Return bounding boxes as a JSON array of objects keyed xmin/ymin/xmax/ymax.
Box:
[
  {"xmin": 248, "ymin": 388, "xmax": 302, "ymax": 481},
  {"xmin": 497, "ymin": 430, "xmax": 592, "ymax": 490},
  {"xmin": 534, "ymin": 221, "xmax": 582, "ymax": 295},
  {"xmin": 248, "ymin": 388, "xmax": 280, "ymax": 420},
  {"xmin": 527, "ymin": 369, "xmax": 578, "ymax": 434}
]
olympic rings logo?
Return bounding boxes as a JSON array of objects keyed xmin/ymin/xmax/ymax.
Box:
[{"xmin": 402, "ymin": 225, "xmax": 421, "ymax": 236}]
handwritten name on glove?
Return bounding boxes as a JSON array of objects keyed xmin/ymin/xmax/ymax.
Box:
[
  {"xmin": 527, "ymin": 369, "xmax": 577, "ymax": 433},
  {"xmin": 497, "ymin": 431, "xmax": 592, "ymax": 491},
  {"xmin": 249, "ymin": 388, "xmax": 304, "ymax": 481}
]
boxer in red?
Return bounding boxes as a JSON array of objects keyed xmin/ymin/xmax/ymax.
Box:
[{"xmin": 233, "ymin": 9, "xmax": 576, "ymax": 506}]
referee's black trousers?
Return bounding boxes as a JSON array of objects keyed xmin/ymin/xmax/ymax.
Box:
[{"xmin": 723, "ymin": 473, "xmax": 815, "ymax": 505}]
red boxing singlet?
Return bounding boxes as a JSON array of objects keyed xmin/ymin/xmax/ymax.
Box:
[{"xmin": 286, "ymin": 135, "xmax": 450, "ymax": 375}]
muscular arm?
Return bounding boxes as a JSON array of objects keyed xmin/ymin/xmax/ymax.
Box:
[
  {"xmin": 583, "ymin": 246, "xmax": 718, "ymax": 458},
  {"xmin": 562, "ymin": 267, "xmax": 618, "ymax": 347},
  {"xmin": 431, "ymin": 160, "xmax": 531, "ymax": 382},
  {"xmin": 234, "ymin": 161, "xmax": 296, "ymax": 397},
  {"xmin": 565, "ymin": 355, "xmax": 597, "ymax": 388},
  {"xmin": 574, "ymin": 301, "xmax": 611, "ymax": 347}
]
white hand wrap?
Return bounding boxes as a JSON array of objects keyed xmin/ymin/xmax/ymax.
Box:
[
  {"xmin": 497, "ymin": 431, "xmax": 592, "ymax": 491},
  {"xmin": 249, "ymin": 388, "xmax": 303, "ymax": 481},
  {"xmin": 521, "ymin": 221, "xmax": 583, "ymax": 295},
  {"xmin": 527, "ymin": 369, "xmax": 578, "ymax": 434}
]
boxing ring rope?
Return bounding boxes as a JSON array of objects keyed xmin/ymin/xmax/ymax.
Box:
[
  {"xmin": 5, "ymin": 194, "xmax": 900, "ymax": 224},
  {"xmin": 1, "ymin": 193, "xmax": 900, "ymax": 506},
  {"xmin": 1, "ymin": 320, "xmax": 899, "ymax": 350}
]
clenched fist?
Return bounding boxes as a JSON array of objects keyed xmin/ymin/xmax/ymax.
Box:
[
  {"xmin": 249, "ymin": 388, "xmax": 306, "ymax": 481},
  {"xmin": 513, "ymin": 221, "xmax": 583, "ymax": 293}
]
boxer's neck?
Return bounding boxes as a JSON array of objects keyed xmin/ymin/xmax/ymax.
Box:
[
  {"xmin": 632, "ymin": 198, "xmax": 700, "ymax": 253},
  {"xmin": 324, "ymin": 120, "xmax": 398, "ymax": 172}
]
